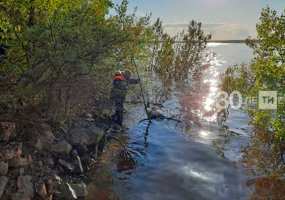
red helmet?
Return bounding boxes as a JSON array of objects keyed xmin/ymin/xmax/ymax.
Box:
[{"xmin": 113, "ymin": 71, "xmax": 125, "ymax": 81}]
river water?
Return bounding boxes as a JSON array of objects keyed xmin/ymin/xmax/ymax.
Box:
[{"xmin": 89, "ymin": 43, "xmax": 255, "ymax": 200}]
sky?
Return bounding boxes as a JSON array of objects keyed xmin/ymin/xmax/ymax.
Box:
[{"xmin": 113, "ymin": 0, "xmax": 285, "ymax": 40}]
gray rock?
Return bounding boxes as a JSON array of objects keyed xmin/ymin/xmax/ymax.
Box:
[
  {"xmin": 69, "ymin": 182, "xmax": 88, "ymax": 198},
  {"xmin": 19, "ymin": 168, "xmax": 25, "ymax": 175},
  {"xmin": 13, "ymin": 175, "xmax": 34, "ymax": 200},
  {"xmin": 58, "ymin": 159, "xmax": 75, "ymax": 172},
  {"xmin": 74, "ymin": 155, "xmax": 84, "ymax": 174},
  {"xmin": 57, "ymin": 183, "xmax": 77, "ymax": 200},
  {"xmin": 46, "ymin": 158, "xmax": 55, "ymax": 166},
  {"xmin": 51, "ymin": 140, "xmax": 72, "ymax": 155},
  {"xmin": 35, "ymin": 182, "xmax": 48, "ymax": 199},
  {"xmin": 57, "ymin": 182, "xmax": 88, "ymax": 200},
  {"xmin": 33, "ymin": 124, "xmax": 55, "ymax": 151},
  {"xmin": 68, "ymin": 126, "xmax": 105, "ymax": 147},
  {"xmin": 9, "ymin": 157, "xmax": 30, "ymax": 168},
  {"xmin": 0, "ymin": 162, "xmax": 8, "ymax": 175},
  {"xmin": 11, "ymin": 193, "xmax": 31, "ymax": 200},
  {"xmin": 0, "ymin": 176, "xmax": 8, "ymax": 199}
]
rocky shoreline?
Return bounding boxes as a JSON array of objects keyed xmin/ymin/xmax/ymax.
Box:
[{"xmin": 0, "ymin": 113, "xmax": 113, "ymax": 200}]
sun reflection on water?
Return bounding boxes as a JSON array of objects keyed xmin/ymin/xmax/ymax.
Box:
[
  {"xmin": 181, "ymin": 166, "xmax": 211, "ymax": 181},
  {"xmin": 201, "ymin": 54, "xmax": 226, "ymax": 122}
]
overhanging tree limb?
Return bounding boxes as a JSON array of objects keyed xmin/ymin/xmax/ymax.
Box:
[{"xmin": 132, "ymin": 57, "xmax": 151, "ymax": 122}]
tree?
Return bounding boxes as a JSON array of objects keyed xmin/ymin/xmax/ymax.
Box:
[
  {"xmin": 0, "ymin": 0, "xmax": 151, "ymax": 123},
  {"xmin": 148, "ymin": 19, "xmax": 211, "ymax": 103},
  {"xmin": 174, "ymin": 20, "xmax": 211, "ymax": 81},
  {"xmin": 220, "ymin": 7, "xmax": 285, "ymax": 175}
]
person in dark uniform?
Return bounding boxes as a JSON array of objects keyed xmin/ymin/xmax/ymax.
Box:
[
  {"xmin": 110, "ymin": 70, "xmax": 139, "ymax": 126},
  {"xmin": 0, "ymin": 44, "xmax": 6, "ymax": 62}
]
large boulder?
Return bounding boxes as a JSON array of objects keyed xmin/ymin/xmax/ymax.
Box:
[
  {"xmin": 68, "ymin": 126, "xmax": 105, "ymax": 147},
  {"xmin": 12, "ymin": 175, "xmax": 34, "ymax": 200},
  {"xmin": 58, "ymin": 159, "xmax": 75, "ymax": 172},
  {"xmin": 32, "ymin": 124, "xmax": 55, "ymax": 151},
  {"xmin": 51, "ymin": 140, "xmax": 72, "ymax": 155}
]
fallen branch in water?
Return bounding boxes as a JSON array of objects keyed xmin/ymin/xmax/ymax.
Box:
[
  {"xmin": 139, "ymin": 117, "xmax": 182, "ymax": 124},
  {"xmin": 125, "ymin": 100, "xmax": 163, "ymax": 107}
]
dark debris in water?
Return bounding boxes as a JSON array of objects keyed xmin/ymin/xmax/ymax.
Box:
[{"xmin": 117, "ymin": 149, "xmax": 137, "ymax": 172}]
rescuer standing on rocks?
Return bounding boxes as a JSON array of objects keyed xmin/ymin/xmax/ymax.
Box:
[{"xmin": 110, "ymin": 70, "xmax": 139, "ymax": 126}]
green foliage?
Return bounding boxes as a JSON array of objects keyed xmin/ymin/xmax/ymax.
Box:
[
  {"xmin": 220, "ymin": 7, "xmax": 285, "ymax": 160},
  {"xmin": 173, "ymin": 20, "xmax": 211, "ymax": 81},
  {"xmin": 0, "ymin": 0, "xmax": 120, "ymax": 79},
  {"xmin": 143, "ymin": 19, "xmax": 211, "ymax": 103},
  {"xmin": 220, "ymin": 64, "xmax": 255, "ymax": 95},
  {"xmin": 151, "ymin": 20, "xmax": 211, "ymax": 82},
  {"xmin": 0, "ymin": 0, "xmax": 154, "ymax": 121},
  {"xmin": 0, "ymin": 0, "xmax": 211, "ymax": 122}
]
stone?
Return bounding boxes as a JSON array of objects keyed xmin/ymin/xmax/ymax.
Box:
[
  {"xmin": 68, "ymin": 128, "xmax": 92, "ymax": 146},
  {"xmin": 68, "ymin": 126, "xmax": 105, "ymax": 147},
  {"xmin": 85, "ymin": 113, "xmax": 94, "ymax": 122},
  {"xmin": 33, "ymin": 124, "xmax": 55, "ymax": 151},
  {"xmin": 75, "ymin": 155, "xmax": 84, "ymax": 174},
  {"xmin": 101, "ymin": 108, "xmax": 113, "ymax": 117},
  {"xmin": 58, "ymin": 159, "xmax": 75, "ymax": 172},
  {"xmin": 51, "ymin": 140, "xmax": 72, "ymax": 155},
  {"xmin": 34, "ymin": 139, "xmax": 44, "ymax": 151},
  {"xmin": 35, "ymin": 182, "xmax": 48, "ymax": 199},
  {"xmin": 16, "ymin": 175, "xmax": 34, "ymax": 199},
  {"xmin": 19, "ymin": 168, "xmax": 25, "ymax": 175},
  {"xmin": 57, "ymin": 182, "xmax": 88, "ymax": 200},
  {"xmin": 0, "ymin": 176, "xmax": 8, "ymax": 199},
  {"xmin": 12, "ymin": 176, "xmax": 34, "ymax": 200},
  {"xmin": 9, "ymin": 157, "xmax": 31, "ymax": 168},
  {"xmin": 0, "ymin": 162, "xmax": 8, "ymax": 175},
  {"xmin": 69, "ymin": 182, "xmax": 88, "ymax": 198},
  {"xmin": 46, "ymin": 158, "xmax": 55, "ymax": 166},
  {"xmin": 46, "ymin": 177, "xmax": 55, "ymax": 199},
  {"xmin": 71, "ymin": 153, "xmax": 84, "ymax": 174},
  {"xmin": 0, "ymin": 143, "xmax": 22, "ymax": 160},
  {"xmin": 11, "ymin": 193, "xmax": 31, "ymax": 200},
  {"xmin": 57, "ymin": 183, "xmax": 77, "ymax": 200},
  {"xmin": 0, "ymin": 122, "xmax": 16, "ymax": 141}
]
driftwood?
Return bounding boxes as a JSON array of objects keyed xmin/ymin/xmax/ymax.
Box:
[
  {"xmin": 139, "ymin": 117, "xmax": 182, "ymax": 124},
  {"xmin": 125, "ymin": 100, "xmax": 163, "ymax": 107}
]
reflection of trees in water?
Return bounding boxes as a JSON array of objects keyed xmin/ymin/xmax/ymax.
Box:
[
  {"xmin": 247, "ymin": 176, "xmax": 285, "ymax": 200},
  {"xmin": 179, "ymin": 64, "xmax": 211, "ymax": 127}
]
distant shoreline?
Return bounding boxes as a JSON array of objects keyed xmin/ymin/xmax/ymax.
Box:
[
  {"xmin": 155, "ymin": 39, "xmax": 255, "ymax": 44},
  {"xmin": 208, "ymin": 40, "xmax": 246, "ymax": 43}
]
